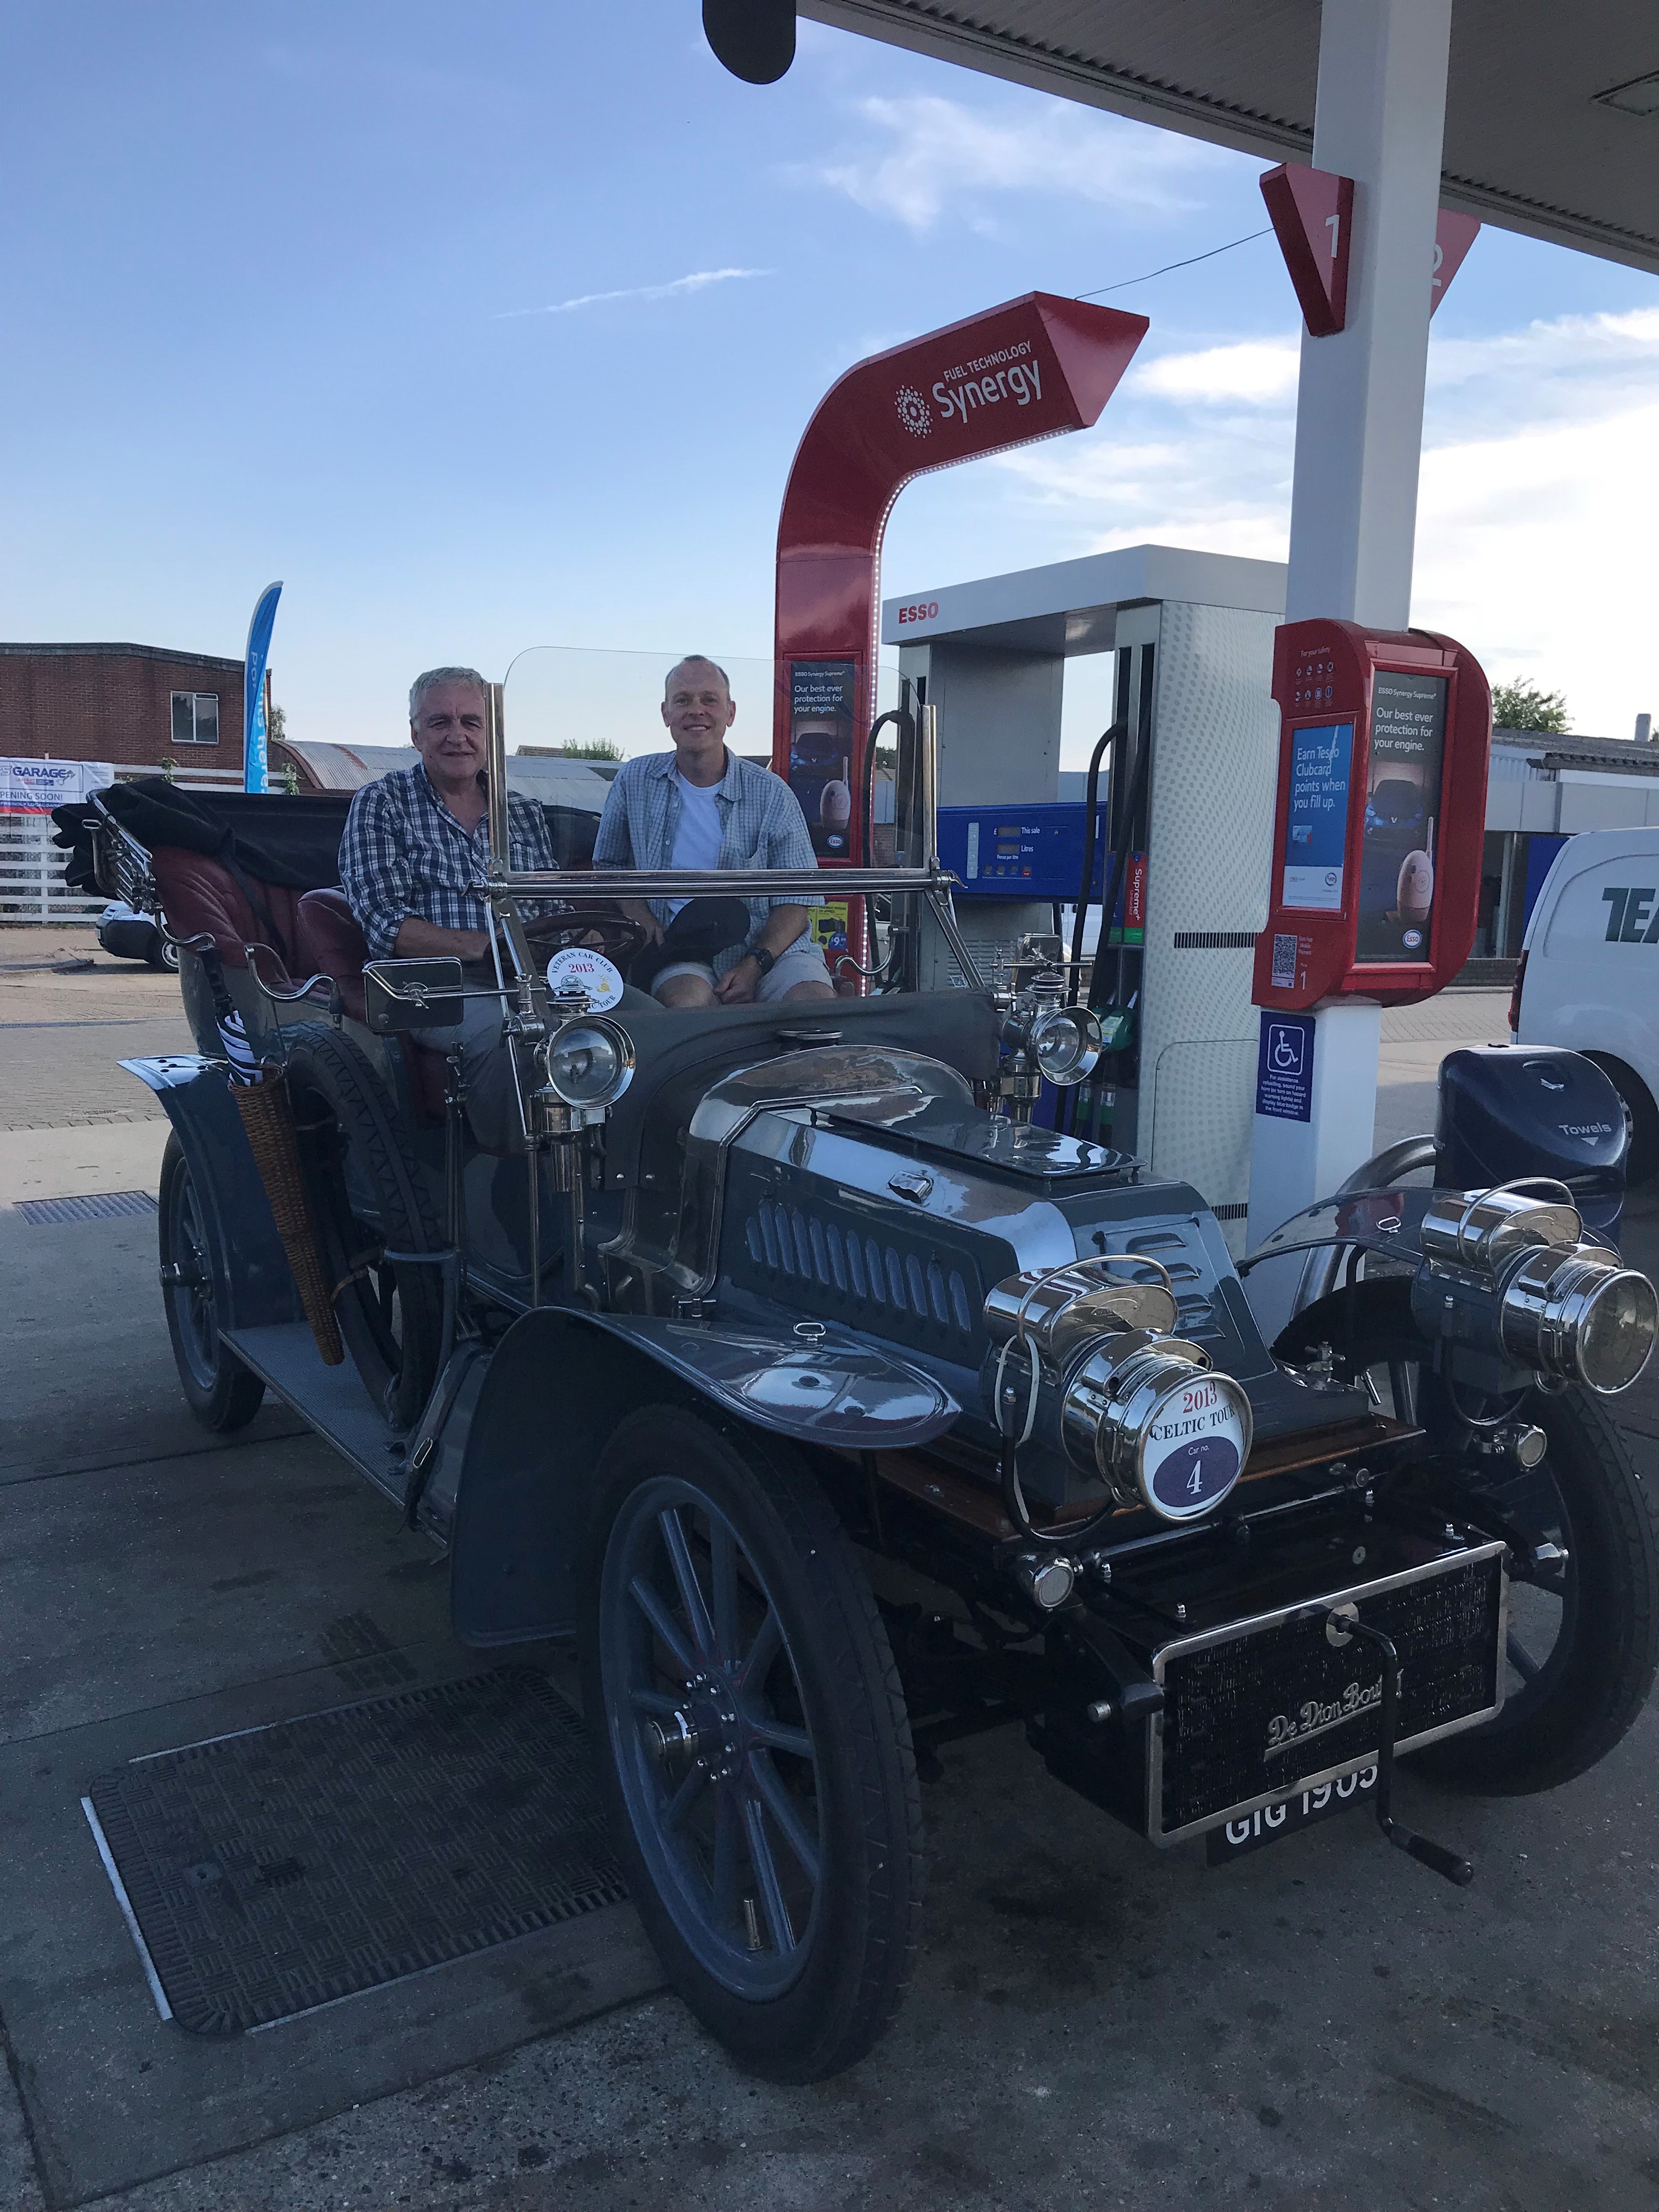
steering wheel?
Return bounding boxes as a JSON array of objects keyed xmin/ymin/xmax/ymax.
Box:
[{"xmin": 524, "ymin": 901, "xmax": 650, "ymax": 977}]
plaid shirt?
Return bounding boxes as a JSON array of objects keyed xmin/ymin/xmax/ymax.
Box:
[
  {"xmin": 592, "ymin": 749, "xmax": 821, "ymax": 973},
  {"xmin": 340, "ymin": 763, "xmax": 561, "ymax": 959}
]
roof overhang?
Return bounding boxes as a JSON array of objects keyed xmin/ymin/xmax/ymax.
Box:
[
  {"xmin": 882, "ymin": 541, "xmax": 1286, "ymax": 652},
  {"xmin": 803, "ymin": 1, "xmax": 1659, "ymax": 275}
]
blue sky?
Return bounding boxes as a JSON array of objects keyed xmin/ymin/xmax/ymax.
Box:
[{"xmin": 2, "ymin": 1, "xmax": 1654, "ymax": 754}]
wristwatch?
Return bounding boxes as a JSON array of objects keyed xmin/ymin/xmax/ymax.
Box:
[{"xmin": 749, "ymin": 945, "xmax": 776, "ymax": 979}]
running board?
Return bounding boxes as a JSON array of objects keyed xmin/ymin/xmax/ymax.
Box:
[{"xmin": 222, "ymin": 1322, "xmax": 406, "ymax": 1505}]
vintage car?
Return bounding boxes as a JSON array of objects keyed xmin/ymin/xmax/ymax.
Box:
[{"xmin": 59, "ymin": 691, "xmax": 1659, "ymax": 2084}]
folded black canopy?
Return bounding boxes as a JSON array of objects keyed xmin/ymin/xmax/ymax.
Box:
[{"xmin": 51, "ymin": 777, "xmax": 600, "ymax": 899}]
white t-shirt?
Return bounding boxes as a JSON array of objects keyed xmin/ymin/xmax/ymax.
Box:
[{"xmin": 668, "ymin": 770, "xmax": 724, "ymax": 919}]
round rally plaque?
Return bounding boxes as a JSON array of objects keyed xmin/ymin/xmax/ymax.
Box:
[
  {"xmin": 1140, "ymin": 1375, "xmax": 1249, "ymax": 1521},
  {"xmin": 545, "ymin": 945, "xmax": 625, "ymax": 1012}
]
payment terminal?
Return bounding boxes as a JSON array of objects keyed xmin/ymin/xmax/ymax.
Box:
[{"xmin": 1252, "ymin": 618, "xmax": 1491, "ymax": 1013}]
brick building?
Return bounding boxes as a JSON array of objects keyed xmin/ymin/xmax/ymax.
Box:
[{"xmin": 0, "ymin": 642, "xmax": 245, "ymax": 772}]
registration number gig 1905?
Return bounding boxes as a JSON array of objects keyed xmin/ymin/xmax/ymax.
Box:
[{"xmin": 1205, "ymin": 1765, "xmax": 1379, "ymax": 1865}]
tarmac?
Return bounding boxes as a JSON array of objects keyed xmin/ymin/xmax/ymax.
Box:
[{"xmin": 3, "ymin": 930, "xmax": 1657, "ymax": 2210}]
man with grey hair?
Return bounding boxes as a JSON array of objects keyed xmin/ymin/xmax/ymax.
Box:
[
  {"xmin": 594, "ymin": 654, "xmax": 834, "ymax": 1006},
  {"xmin": 339, "ymin": 665, "xmax": 566, "ymax": 1152},
  {"xmin": 340, "ymin": 665, "xmax": 562, "ymax": 963}
]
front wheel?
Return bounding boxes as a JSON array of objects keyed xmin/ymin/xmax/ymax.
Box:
[
  {"xmin": 580, "ymin": 1406, "xmax": 922, "ymax": 2082},
  {"xmin": 1279, "ymin": 1278, "xmax": 1659, "ymax": 1794},
  {"xmin": 159, "ymin": 1132, "xmax": 266, "ymax": 1431}
]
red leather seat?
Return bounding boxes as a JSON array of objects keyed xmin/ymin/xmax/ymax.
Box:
[
  {"xmin": 296, "ymin": 886, "xmax": 448, "ymax": 1128},
  {"xmin": 295, "ymin": 887, "xmax": 370, "ymax": 1024},
  {"xmin": 151, "ymin": 848, "xmax": 308, "ymax": 980}
]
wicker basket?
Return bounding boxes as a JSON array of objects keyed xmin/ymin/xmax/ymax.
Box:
[{"xmin": 230, "ymin": 1068, "xmax": 345, "ymax": 1367}]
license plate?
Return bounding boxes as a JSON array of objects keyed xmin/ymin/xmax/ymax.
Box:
[{"xmin": 1205, "ymin": 1763, "xmax": 1378, "ymax": 1865}]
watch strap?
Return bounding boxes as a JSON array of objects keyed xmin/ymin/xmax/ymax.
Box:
[{"xmin": 750, "ymin": 944, "xmax": 776, "ymax": 978}]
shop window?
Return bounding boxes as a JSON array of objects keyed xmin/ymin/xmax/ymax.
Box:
[{"xmin": 170, "ymin": 692, "xmax": 221, "ymax": 745}]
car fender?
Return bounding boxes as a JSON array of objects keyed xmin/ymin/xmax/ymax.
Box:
[
  {"xmin": 120, "ymin": 1054, "xmax": 304, "ymax": 1333},
  {"xmin": 448, "ymin": 1307, "xmax": 958, "ymax": 1647}
]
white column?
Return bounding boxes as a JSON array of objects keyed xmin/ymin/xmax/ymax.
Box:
[
  {"xmin": 1284, "ymin": 0, "xmax": 1454, "ymax": 629},
  {"xmin": 1246, "ymin": 0, "xmax": 1453, "ymax": 1336}
]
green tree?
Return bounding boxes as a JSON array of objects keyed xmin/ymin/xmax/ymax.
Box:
[
  {"xmin": 556, "ymin": 737, "xmax": 623, "ymax": 761},
  {"xmin": 269, "ymin": 701, "xmax": 288, "ymax": 744},
  {"xmin": 1491, "ymin": 678, "xmax": 1570, "ymax": 735}
]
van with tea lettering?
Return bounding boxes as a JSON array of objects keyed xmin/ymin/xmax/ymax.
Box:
[{"xmin": 1512, "ymin": 826, "xmax": 1659, "ymax": 1182}]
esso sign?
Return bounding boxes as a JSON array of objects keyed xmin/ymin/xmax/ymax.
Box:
[{"xmin": 895, "ymin": 601, "xmax": 939, "ymax": 627}]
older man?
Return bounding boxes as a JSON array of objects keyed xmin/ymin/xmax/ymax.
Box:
[
  {"xmin": 340, "ymin": 665, "xmax": 564, "ymax": 1150},
  {"xmin": 340, "ymin": 665, "xmax": 562, "ymax": 963},
  {"xmin": 595, "ymin": 655, "xmax": 835, "ymax": 1006}
]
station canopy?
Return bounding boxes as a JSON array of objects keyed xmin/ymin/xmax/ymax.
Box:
[{"xmin": 804, "ymin": 1, "xmax": 1659, "ymax": 274}]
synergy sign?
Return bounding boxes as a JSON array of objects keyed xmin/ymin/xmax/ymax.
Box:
[
  {"xmin": 774, "ymin": 292, "xmax": 1149, "ymax": 848},
  {"xmin": 897, "ymin": 341, "xmax": 1048, "ymax": 438}
]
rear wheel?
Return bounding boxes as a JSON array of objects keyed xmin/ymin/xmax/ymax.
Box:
[
  {"xmin": 1585, "ymin": 1053, "xmax": 1659, "ymax": 1187},
  {"xmin": 1278, "ymin": 1278, "xmax": 1659, "ymax": 1793},
  {"xmin": 581, "ymin": 1406, "xmax": 922, "ymax": 2081},
  {"xmin": 159, "ymin": 1132, "xmax": 265, "ymax": 1431},
  {"xmin": 283, "ymin": 1024, "xmax": 443, "ymax": 1429}
]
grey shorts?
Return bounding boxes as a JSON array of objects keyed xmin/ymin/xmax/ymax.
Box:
[{"xmin": 651, "ymin": 937, "xmax": 834, "ymax": 1003}]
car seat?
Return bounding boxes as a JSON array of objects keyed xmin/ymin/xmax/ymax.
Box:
[{"xmin": 295, "ymin": 888, "xmax": 449, "ymax": 1129}]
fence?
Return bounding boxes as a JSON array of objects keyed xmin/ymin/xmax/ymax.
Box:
[
  {"xmin": 0, "ymin": 811, "xmax": 102, "ymax": 924},
  {"xmin": 1, "ymin": 763, "xmax": 245, "ymax": 924}
]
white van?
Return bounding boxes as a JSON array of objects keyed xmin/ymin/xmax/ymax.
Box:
[{"xmin": 1513, "ymin": 825, "xmax": 1659, "ymax": 1182}]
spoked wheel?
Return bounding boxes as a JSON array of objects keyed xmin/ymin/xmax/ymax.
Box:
[
  {"xmin": 158, "ymin": 1132, "xmax": 265, "ymax": 1431},
  {"xmin": 1279, "ymin": 1278, "xmax": 1659, "ymax": 1793},
  {"xmin": 582, "ymin": 1406, "xmax": 922, "ymax": 2081},
  {"xmin": 282, "ymin": 1024, "xmax": 443, "ymax": 1429}
]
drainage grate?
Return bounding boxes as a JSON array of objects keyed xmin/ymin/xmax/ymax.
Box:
[
  {"xmin": 83, "ymin": 1669, "xmax": 627, "ymax": 2035},
  {"xmin": 15, "ymin": 1189, "xmax": 156, "ymax": 1224}
]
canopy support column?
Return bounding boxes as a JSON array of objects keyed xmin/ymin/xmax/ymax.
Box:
[{"xmin": 1246, "ymin": 0, "xmax": 1453, "ymax": 1334}]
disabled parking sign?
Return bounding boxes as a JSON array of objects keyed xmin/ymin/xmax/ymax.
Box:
[{"xmin": 1256, "ymin": 1011, "xmax": 1315, "ymax": 1122}]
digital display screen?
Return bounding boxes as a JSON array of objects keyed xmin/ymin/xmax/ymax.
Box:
[
  {"xmin": 788, "ymin": 659, "xmax": 856, "ymax": 858},
  {"xmin": 1354, "ymin": 671, "xmax": 1448, "ymax": 964},
  {"xmin": 1280, "ymin": 721, "xmax": 1353, "ymax": 912}
]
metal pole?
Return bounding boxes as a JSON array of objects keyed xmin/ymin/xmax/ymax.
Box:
[
  {"xmin": 486, "ymin": 681, "xmax": 509, "ymax": 875},
  {"xmin": 526, "ymin": 1148, "xmax": 540, "ymax": 1310},
  {"xmin": 919, "ymin": 702, "xmax": 940, "ymax": 868}
]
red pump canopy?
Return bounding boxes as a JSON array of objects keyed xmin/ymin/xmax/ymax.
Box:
[{"xmin": 771, "ymin": 292, "xmax": 1147, "ymax": 860}]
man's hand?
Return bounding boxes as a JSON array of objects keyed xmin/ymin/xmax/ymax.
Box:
[
  {"xmin": 713, "ymin": 955, "xmax": 760, "ymax": 1004},
  {"xmin": 394, "ymin": 917, "xmax": 489, "ymax": 962},
  {"xmin": 620, "ymin": 897, "xmax": 663, "ymax": 948}
]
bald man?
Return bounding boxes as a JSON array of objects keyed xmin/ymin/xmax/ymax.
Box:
[{"xmin": 592, "ymin": 654, "xmax": 835, "ymax": 1006}]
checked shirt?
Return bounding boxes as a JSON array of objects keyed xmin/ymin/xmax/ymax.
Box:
[
  {"xmin": 591, "ymin": 749, "xmax": 821, "ymax": 975},
  {"xmin": 340, "ymin": 763, "xmax": 562, "ymax": 959}
]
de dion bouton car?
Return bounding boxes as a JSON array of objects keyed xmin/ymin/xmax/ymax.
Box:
[{"xmin": 60, "ymin": 675, "xmax": 1659, "ymax": 2084}]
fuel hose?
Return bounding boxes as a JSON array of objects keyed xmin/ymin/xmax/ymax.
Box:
[{"xmin": 1068, "ymin": 720, "xmax": 1126, "ymax": 1003}]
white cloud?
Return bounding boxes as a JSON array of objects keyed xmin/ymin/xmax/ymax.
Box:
[
  {"xmin": 1136, "ymin": 338, "xmax": 1301, "ymax": 406},
  {"xmin": 812, "ymin": 93, "xmax": 1207, "ymax": 233},
  {"xmin": 942, "ymin": 304, "xmax": 1659, "ymax": 735},
  {"xmin": 496, "ymin": 268, "xmax": 770, "ymax": 320},
  {"xmin": 1413, "ymin": 400, "xmax": 1659, "ymax": 730},
  {"xmin": 1430, "ymin": 306, "xmax": 1659, "ymax": 392}
]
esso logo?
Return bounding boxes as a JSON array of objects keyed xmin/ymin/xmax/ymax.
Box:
[{"xmin": 895, "ymin": 602, "xmax": 939, "ymax": 627}]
